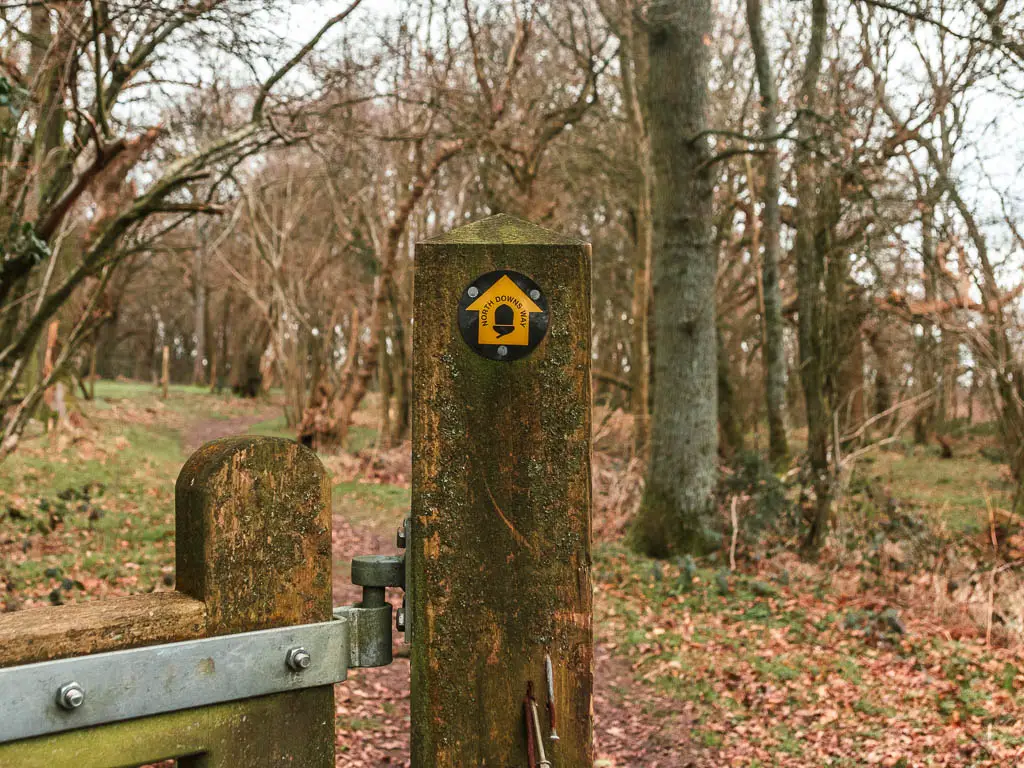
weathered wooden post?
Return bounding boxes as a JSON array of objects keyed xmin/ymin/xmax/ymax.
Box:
[
  {"xmin": 174, "ymin": 436, "xmax": 335, "ymax": 767},
  {"xmin": 410, "ymin": 214, "xmax": 593, "ymax": 766}
]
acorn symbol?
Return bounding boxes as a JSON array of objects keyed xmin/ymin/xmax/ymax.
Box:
[{"xmin": 493, "ymin": 304, "xmax": 515, "ymax": 338}]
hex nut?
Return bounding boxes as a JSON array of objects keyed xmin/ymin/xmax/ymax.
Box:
[
  {"xmin": 396, "ymin": 525, "xmax": 407, "ymax": 548},
  {"xmin": 286, "ymin": 647, "xmax": 312, "ymax": 672},
  {"xmin": 396, "ymin": 608, "xmax": 406, "ymax": 632},
  {"xmin": 57, "ymin": 682, "xmax": 85, "ymax": 711}
]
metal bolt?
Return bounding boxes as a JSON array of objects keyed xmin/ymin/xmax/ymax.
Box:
[
  {"xmin": 529, "ymin": 289, "xmax": 541, "ymax": 301},
  {"xmin": 396, "ymin": 608, "xmax": 406, "ymax": 632},
  {"xmin": 467, "ymin": 286, "xmax": 479, "ymax": 298},
  {"xmin": 396, "ymin": 525, "xmax": 407, "ymax": 548},
  {"xmin": 497, "ymin": 346, "xmax": 508, "ymax": 357},
  {"xmin": 286, "ymin": 647, "xmax": 311, "ymax": 672},
  {"xmin": 57, "ymin": 682, "xmax": 85, "ymax": 711}
]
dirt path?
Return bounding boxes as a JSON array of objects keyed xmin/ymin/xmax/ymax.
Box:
[
  {"xmin": 182, "ymin": 409, "xmax": 278, "ymax": 454},
  {"xmin": 332, "ymin": 628, "xmax": 704, "ymax": 767}
]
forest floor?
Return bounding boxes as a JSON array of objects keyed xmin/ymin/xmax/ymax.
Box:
[{"xmin": 1, "ymin": 383, "xmax": 1022, "ymax": 766}]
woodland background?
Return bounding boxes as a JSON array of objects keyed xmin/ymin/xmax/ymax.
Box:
[{"xmin": 3, "ymin": 1, "xmax": 1024, "ymax": 765}]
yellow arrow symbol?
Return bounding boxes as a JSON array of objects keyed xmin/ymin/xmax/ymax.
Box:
[{"xmin": 465, "ymin": 275, "xmax": 543, "ymax": 346}]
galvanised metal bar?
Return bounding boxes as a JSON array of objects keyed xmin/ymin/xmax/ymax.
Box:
[{"xmin": 0, "ymin": 619, "xmax": 349, "ymax": 744}]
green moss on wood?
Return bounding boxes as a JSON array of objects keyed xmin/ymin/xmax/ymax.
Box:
[
  {"xmin": 0, "ymin": 689, "xmax": 334, "ymax": 768},
  {"xmin": 0, "ymin": 437, "xmax": 337, "ymax": 767},
  {"xmin": 175, "ymin": 436, "xmax": 333, "ymax": 634},
  {"xmin": 0, "ymin": 593, "xmax": 206, "ymax": 668}
]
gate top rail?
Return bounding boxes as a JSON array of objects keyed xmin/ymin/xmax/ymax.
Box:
[{"xmin": 0, "ymin": 593, "xmax": 207, "ymax": 669}]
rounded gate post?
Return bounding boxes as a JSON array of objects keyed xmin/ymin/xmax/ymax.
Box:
[
  {"xmin": 411, "ymin": 215, "xmax": 594, "ymax": 766},
  {"xmin": 175, "ymin": 436, "xmax": 335, "ymax": 767}
]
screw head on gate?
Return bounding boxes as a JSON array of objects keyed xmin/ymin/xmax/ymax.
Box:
[
  {"xmin": 286, "ymin": 646, "xmax": 312, "ymax": 672},
  {"xmin": 57, "ymin": 682, "xmax": 85, "ymax": 711},
  {"xmin": 396, "ymin": 608, "xmax": 406, "ymax": 632}
]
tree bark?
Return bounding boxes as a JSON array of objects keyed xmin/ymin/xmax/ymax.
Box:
[
  {"xmin": 795, "ymin": 0, "xmax": 830, "ymax": 553},
  {"xmin": 913, "ymin": 200, "xmax": 938, "ymax": 443},
  {"xmin": 717, "ymin": 327, "xmax": 744, "ymax": 459},
  {"xmin": 635, "ymin": 0, "xmax": 719, "ymax": 558},
  {"xmin": 746, "ymin": 0, "xmax": 789, "ymax": 463},
  {"xmin": 161, "ymin": 345, "xmax": 170, "ymax": 399},
  {"xmin": 192, "ymin": 245, "xmax": 207, "ymax": 386},
  {"xmin": 618, "ymin": 0, "xmax": 654, "ymax": 460}
]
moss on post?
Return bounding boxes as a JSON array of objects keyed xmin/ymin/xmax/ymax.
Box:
[
  {"xmin": 175, "ymin": 436, "xmax": 335, "ymax": 767},
  {"xmin": 0, "ymin": 690, "xmax": 328, "ymax": 768},
  {"xmin": 411, "ymin": 215, "xmax": 593, "ymax": 766}
]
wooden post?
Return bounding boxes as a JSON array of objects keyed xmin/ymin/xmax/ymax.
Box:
[
  {"xmin": 175, "ymin": 436, "xmax": 335, "ymax": 766},
  {"xmin": 410, "ymin": 215, "xmax": 593, "ymax": 766},
  {"xmin": 42, "ymin": 321, "xmax": 59, "ymax": 426},
  {"xmin": 161, "ymin": 345, "xmax": 170, "ymax": 399}
]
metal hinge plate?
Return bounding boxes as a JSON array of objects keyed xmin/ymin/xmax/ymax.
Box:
[{"xmin": 0, "ymin": 619, "xmax": 350, "ymax": 744}]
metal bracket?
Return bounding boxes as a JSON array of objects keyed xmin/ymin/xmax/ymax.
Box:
[{"xmin": 0, "ymin": 620, "xmax": 350, "ymax": 744}]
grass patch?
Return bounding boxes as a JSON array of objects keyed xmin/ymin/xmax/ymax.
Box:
[
  {"xmin": 864, "ymin": 442, "xmax": 1012, "ymax": 533},
  {"xmin": 333, "ymin": 481, "xmax": 409, "ymax": 530}
]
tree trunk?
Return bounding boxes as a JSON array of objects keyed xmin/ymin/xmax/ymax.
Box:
[
  {"xmin": 618, "ymin": 0, "xmax": 654, "ymax": 460},
  {"xmin": 868, "ymin": 323, "xmax": 896, "ymax": 420},
  {"xmin": 192, "ymin": 245, "xmax": 207, "ymax": 386},
  {"xmin": 377, "ymin": 321, "xmax": 393, "ymax": 451},
  {"xmin": 215, "ymin": 290, "xmax": 232, "ymax": 392},
  {"xmin": 635, "ymin": 0, "xmax": 719, "ymax": 558},
  {"xmin": 746, "ymin": 0, "xmax": 789, "ymax": 464},
  {"xmin": 836, "ymin": 326, "xmax": 865, "ymax": 434},
  {"xmin": 913, "ymin": 201, "xmax": 939, "ymax": 443},
  {"xmin": 795, "ymin": 0, "xmax": 830, "ymax": 554},
  {"xmin": 717, "ymin": 327, "xmax": 743, "ymax": 459},
  {"xmin": 161, "ymin": 345, "xmax": 170, "ymax": 399},
  {"xmin": 390, "ymin": 290, "xmax": 411, "ymax": 445},
  {"xmin": 88, "ymin": 342, "xmax": 96, "ymax": 399}
]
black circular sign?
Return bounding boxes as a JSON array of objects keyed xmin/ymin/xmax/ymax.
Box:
[{"xmin": 457, "ymin": 270, "xmax": 549, "ymax": 362}]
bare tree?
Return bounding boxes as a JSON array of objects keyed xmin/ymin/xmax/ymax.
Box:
[
  {"xmin": 0, "ymin": 0, "xmax": 364, "ymax": 459},
  {"xmin": 794, "ymin": 0, "xmax": 831, "ymax": 552},
  {"xmin": 745, "ymin": 0, "xmax": 789, "ymax": 463}
]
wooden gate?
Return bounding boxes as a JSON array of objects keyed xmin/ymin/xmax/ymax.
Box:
[{"xmin": 0, "ymin": 437, "xmax": 337, "ymax": 766}]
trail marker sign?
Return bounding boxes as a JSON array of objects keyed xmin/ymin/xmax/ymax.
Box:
[{"xmin": 458, "ymin": 269, "xmax": 548, "ymax": 361}]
